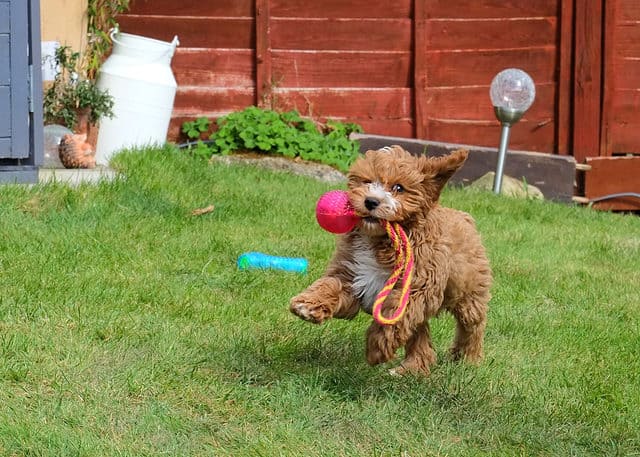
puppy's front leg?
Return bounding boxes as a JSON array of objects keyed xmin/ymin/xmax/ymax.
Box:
[{"xmin": 290, "ymin": 276, "xmax": 357, "ymax": 324}]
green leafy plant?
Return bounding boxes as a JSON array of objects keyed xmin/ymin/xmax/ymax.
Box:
[
  {"xmin": 43, "ymin": 45, "xmax": 114, "ymax": 131},
  {"xmin": 181, "ymin": 116, "xmax": 212, "ymax": 140},
  {"xmin": 85, "ymin": 0, "xmax": 130, "ymax": 80},
  {"xmin": 181, "ymin": 107, "xmax": 362, "ymax": 171}
]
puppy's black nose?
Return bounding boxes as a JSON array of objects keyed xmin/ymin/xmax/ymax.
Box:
[{"xmin": 364, "ymin": 197, "xmax": 380, "ymax": 211}]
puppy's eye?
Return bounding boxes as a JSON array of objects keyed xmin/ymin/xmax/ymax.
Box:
[{"xmin": 392, "ymin": 184, "xmax": 404, "ymax": 193}]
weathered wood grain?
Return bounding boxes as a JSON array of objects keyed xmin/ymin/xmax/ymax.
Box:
[
  {"xmin": 426, "ymin": 47, "xmax": 556, "ymax": 87},
  {"xmin": 117, "ymin": 16, "xmax": 254, "ymax": 49},
  {"xmin": 426, "ymin": 119, "xmax": 555, "ymax": 152},
  {"xmin": 619, "ymin": 0, "xmax": 640, "ymax": 21},
  {"xmin": 271, "ymin": 18, "xmax": 411, "ymax": 51},
  {"xmin": 414, "ymin": 0, "xmax": 428, "ymax": 139},
  {"xmin": 427, "ymin": 18, "xmax": 556, "ymax": 51},
  {"xmin": 256, "ymin": 0, "xmax": 272, "ymax": 106},
  {"xmin": 600, "ymin": 0, "xmax": 618, "ymax": 157},
  {"xmin": 607, "ymin": 89, "xmax": 640, "ymax": 153},
  {"xmin": 172, "ymin": 49, "xmax": 255, "ymax": 87},
  {"xmin": 599, "ymin": 0, "xmax": 640, "ymax": 157},
  {"xmin": 271, "ymin": 88, "xmax": 412, "ymax": 119},
  {"xmin": 425, "ymin": 83, "xmax": 555, "ymax": 121},
  {"xmin": 614, "ymin": 23, "xmax": 640, "ymax": 58},
  {"xmin": 427, "ymin": 0, "xmax": 559, "ymax": 19},
  {"xmin": 352, "ymin": 120, "xmax": 414, "ymax": 138},
  {"xmin": 126, "ymin": 0, "xmax": 254, "ymax": 17},
  {"xmin": 557, "ymin": 0, "xmax": 574, "ymax": 154},
  {"xmin": 573, "ymin": 0, "xmax": 603, "ymax": 162},
  {"xmin": 584, "ymin": 156, "xmax": 640, "ymax": 210},
  {"xmin": 173, "ymin": 88, "xmax": 255, "ymax": 114},
  {"xmin": 271, "ymin": 51, "xmax": 412, "ymax": 88},
  {"xmin": 270, "ymin": 0, "xmax": 412, "ymax": 18}
]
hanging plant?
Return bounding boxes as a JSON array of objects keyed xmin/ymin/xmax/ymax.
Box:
[{"xmin": 85, "ymin": 0, "xmax": 130, "ymax": 80}]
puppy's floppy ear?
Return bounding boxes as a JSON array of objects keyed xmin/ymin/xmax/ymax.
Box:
[
  {"xmin": 431, "ymin": 148, "xmax": 468, "ymax": 183},
  {"xmin": 421, "ymin": 148, "xmax": 468, "ymax": 197}
]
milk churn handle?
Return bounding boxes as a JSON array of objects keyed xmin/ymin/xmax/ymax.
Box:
[
  {"xmin": 109, "ymin": 27, "xmax": 180, "ymax": 59},
  {"xmin": 109, "ymin": 26, "xmax": 120, "ymax": 43}
]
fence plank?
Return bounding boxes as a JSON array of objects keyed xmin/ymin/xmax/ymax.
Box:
[
  {"xmin": 270, "ymin": 0, "xmax": 412, "ymax": 18},
  {"xmin": 173, "ymin": 88, "xmax": 255, "ymax": 115},
  {"xmin": 427, "ymin": 18, "xmax": 556, "ymax": 51},
  {"xmin": 271, "ymin": 18, "xmax": 411, "ymax": 51},
  {"xmin": 428, "ymin": 0, "xmax": 558, "ymax": 19},
  {"xmin": 426, "ymin": 47, "xmax": 556, "ymax": 87},
  {"xmin": 172, "ymin": 49, "xmax": 255, "ymax": 87},
  {"xmin": 126, "ymin": 0, "xmax": 254, "ymax": 16},
  {"xmin": 573, "ymin": 0, "xmax": 603, "ymax": 162},
  {"xmin": 426, "ymin": 119, "xmax": 555, "ymax": 152},
  {"xmin": 556, "ymin": 0, "xmax": 574, "ymax": 154},
  {"xmin": 271, "ymin": 51, "xmax": 412, "ymax": 88},
  {"xmin": 425, "ymin": 83, "xmax": 554, "ymax": 121},
  {"xmin": 255, "ymin": 0, "xmax": 272, "ymax": 107},
  {"xmin": 414, "ymin": 0, "xmax": 428, "ymax": 138},
  {"xmin": 117, "ymin": 16, "xmax": 254, "ymax": 48},
  {"xmin": 584, "ymin": 156, "xmax": 640, "ymax": 210},
  {"xmin": 272, "ymin": 88, "xmax": 412, "ymax": 119}
]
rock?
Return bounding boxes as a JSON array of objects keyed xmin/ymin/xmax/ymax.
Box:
[{"xmin": 469, "ymin": 172, "xmax": 544, "ymax": 199}]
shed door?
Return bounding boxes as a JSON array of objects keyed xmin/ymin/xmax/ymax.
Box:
[{"xmin": 0, "ymin": 0, "xmax": 30, "ymax": 159}]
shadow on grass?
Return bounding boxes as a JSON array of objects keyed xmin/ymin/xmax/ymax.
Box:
[{"xmin": 195, "ymin": 314, "xmax": 500, "ymax": 410}]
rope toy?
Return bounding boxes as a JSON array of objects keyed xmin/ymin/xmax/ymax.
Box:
[
  {"xmin": 315, "ymin": 191, "xmax": 415, "ymax": 325},
  {"xmin": 372, "ymin": 220, "xmax": 414, "ymax": 325}
]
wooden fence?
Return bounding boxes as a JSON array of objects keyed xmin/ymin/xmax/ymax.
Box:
[{"xmin": 118, "ymin": 0, "xmax": 640, "ymax": 209}]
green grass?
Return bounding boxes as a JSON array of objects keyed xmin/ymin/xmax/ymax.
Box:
[{"xmin": 0, "ymin": 145, "xmax": 638, "ymax": 456}]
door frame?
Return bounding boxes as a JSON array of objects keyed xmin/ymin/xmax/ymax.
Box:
[{"xmin": 0, "ymin": 0, "xmax": 43, "ymax": 183}]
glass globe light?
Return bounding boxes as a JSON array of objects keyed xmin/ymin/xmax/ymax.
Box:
[
  {"xmin": 490, "ymin": 68, "xmax": 536, "ymax": 112},
  {"xmin": 489, "ymin": 68, "xmax": 536, "ymax": 195}
]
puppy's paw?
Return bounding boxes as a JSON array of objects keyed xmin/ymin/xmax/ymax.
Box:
[
  {"xmin": 289, "ymin": 297, "xmax": 333, "ymax": 324},
  {"xmin": 290, "ymin": 277, "xmax": 345, "ymax": 324},
  {"xmin": 388, "ymin": 363, "xmax": 431, "ymax": 377},
  {"xmin": 289, "ymin": 300, "xmax": 332, "ymax": 324}
]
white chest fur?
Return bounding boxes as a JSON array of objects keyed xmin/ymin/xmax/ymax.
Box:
[{"xmin": 346, "ymin": 236, "xmax": 391, "ymax": 313}]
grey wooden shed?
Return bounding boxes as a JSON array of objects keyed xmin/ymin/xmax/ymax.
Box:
[{"xmin": 0, "ymin": 0, "xmax": 43, "ymax": 183}]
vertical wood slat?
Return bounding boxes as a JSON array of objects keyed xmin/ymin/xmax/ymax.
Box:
[
  {"xmin": 556, "ymin": 0, "xmax": 574, "ymax": 155},
  {"xmin": 255, "ymin": 0, "xmax": 272, "ymax": 107},
  {"xmin": 573, "ymin": 0, "xmax": 603, "ymax": 163},
  {"xmin": 600, "ymin": 0, "xmax": 617, "ymax": 157},
  {"xmin": 29, "ymin": 0, "xmax": 44, "ymax": 166},
  {"xmin": 9, "ymin": 0, "xmax": 29, "ymax": 158},
  {"xmin": 413, "ymin": 0, "xmax": 428, "ymax": 139}
]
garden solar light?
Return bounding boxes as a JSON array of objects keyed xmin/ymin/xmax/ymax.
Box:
[{"xmin": 489, "ymin": 68, "xmax": 536, "ymax": 194}]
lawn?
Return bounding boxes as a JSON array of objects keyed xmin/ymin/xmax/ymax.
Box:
[{"xmin": 0, "ymin": 146, "xmax": 638, "ymax": 456}]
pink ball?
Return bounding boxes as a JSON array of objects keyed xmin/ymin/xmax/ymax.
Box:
[{"xmin": 315, "ymin": 190, "xmax": 359, "ymax": 234}]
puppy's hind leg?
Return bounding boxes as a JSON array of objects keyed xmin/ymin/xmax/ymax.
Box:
[
  {"xmin": 391, "ymin": 322, "xmax": 437, "ymax": 376},
  {"xmin": 449, "ymin": 295, "xmax": 488, "ymax": 363},
  {"xmin": 365, "ymin": 312, "xmax": 420, "ymax": 369}
]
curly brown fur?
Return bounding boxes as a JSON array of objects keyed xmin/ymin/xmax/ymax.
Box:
[{"xmin": 290, "ymin": 145, "xmax": 492, "ymax": 376}]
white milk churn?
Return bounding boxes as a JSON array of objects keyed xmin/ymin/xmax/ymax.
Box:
[{"xmin": 95, "ymin": 30, "xmax": 179, "ymax": 165}]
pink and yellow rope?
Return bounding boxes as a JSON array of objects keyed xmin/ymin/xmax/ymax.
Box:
[{"xmin": 372, "ymin": 221, "xmax": 414, "ymax": 325}]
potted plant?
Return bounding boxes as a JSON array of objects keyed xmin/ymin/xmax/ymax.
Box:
[
  {"xmin": 43, "ymin": 45, "xmax": 114, "ymax": 134},
  {"xmin": 43, "ymin": 45, "xmax": 115, "ymax": 168}
]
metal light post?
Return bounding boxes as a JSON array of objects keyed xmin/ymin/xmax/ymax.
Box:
[{"xmin": 489, "ymin": 69, "xmax": 536, "ymax": 194}]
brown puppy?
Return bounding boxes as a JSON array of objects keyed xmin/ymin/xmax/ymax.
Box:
[{"xmin": 290, "ymin": 145, "xmax": 492, "ymax": 375}]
